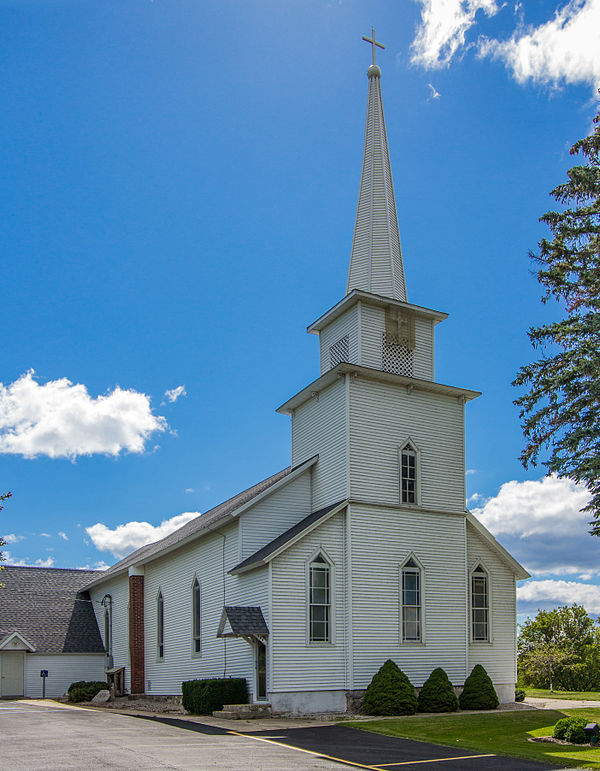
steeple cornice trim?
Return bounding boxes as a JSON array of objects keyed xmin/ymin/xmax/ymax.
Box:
[{"xmin": 307, "ymin": 289, "xmax": 447, "ymax": 335}]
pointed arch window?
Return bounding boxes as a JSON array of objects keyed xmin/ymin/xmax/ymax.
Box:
[
  {"xmin": 400, "ymin": 442, "xmax": 417, "ymax": 504},
  {"xmin": 471, "ymin": 564, "xmax": 489, "ymax": 642},
  {"xmin": 101, "ymin": 594, "xmax": 112, "ymax": 657},
  {"xmin": 309, "ymin": 554, "xmax": 331, "ymax": 643},
  {"xmin": 192, "ymin": 577, "xmax": 201, "ymax": 654},
  {"xmin": 401, "ymin": 558, "xmax": 422, "ymax": 642},
  {"xmin": 157, "ymin": 590, "xmax": 164, "ymax": 659}
]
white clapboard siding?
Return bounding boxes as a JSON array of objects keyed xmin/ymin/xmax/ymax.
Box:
[
  {"xmin": 467, "ymin": 523, "xmax": 517, "ymax": 686},
  {"xmin": 292, "ymin": 377, "xmax": 347, "ymax": 511},
  {"xmin": 349, "ymin": 377, "xmax": 465, "ymax": 512},
  {"xmin": 358, "ymin": 303, "xmax": 435, "ymax": 380},
  {"xmin": 142, "ymin": 522, "xmax": 266, "ymax": 697},
  {"xmin": 23, "ymin": 654, "xmax": 106, "ymax": 698},
  {"xmin": 89, "ymin": 574, "xmax": 130, "ymax": 692},
  {"xmin": 319, "ymin": 304, "xmax": 360, "ymax": 374},
  {"xmin": 350, "ymin": 503, "xmax": 467, "ymax": 687},
  {"xmin": 240, "ymin": 470, "xmax": 312, "ymax": 560},
  {"xmin": 270, "ymin": 511, "xmax": 347, "ymax": 692}
]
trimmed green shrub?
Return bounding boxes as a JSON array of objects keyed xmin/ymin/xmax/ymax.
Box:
[
  {"xmin": 67, "ymin": 680, "xmax": 107, "ymax": 702},
  {"xmin": 515, "ymin": 687, "xmax": 526, "ymax": 702},
  {"xmin": 417, "ymin": 667, "xmax": 458, "ymax": 713},
  {"xmin": 458, "ymin": 665, "xmax": 499, "ymax": 710},
  {"xmin": 553, "ymin": 716, "xmax": 590, "ymax": 743},
  {"xmin": 362, "ymin": 659, "xmax": 417, "ymax": 716},
  {"xmin": 182, "ymin": 678, "xmax": 248, "ymax": 715}
]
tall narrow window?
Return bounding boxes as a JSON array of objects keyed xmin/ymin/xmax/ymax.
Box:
[
  {"xmin": 157, "ymin": 590, "xmax": 164, "ymax": 659},
  {"xmin": 401, "ymin": 443, "xmax": 417, "ymax": 504},
  {"xmin": 192, "ymin": 577, "xmax": 201, "ymax": 654},
  {"xmin": 471, "ymin": 565, "xmax": 489, "ymax": 642},
  {"xmin": 402, "ymin": 559, "xmax": 421, "ymax": 642},
  {"xmin": 309, "ymin": 554, "xmax": 331, "ymax": 643},
  {"xmin": 101, "ymin": 594, "xmax": 112, "ymax": 656}
]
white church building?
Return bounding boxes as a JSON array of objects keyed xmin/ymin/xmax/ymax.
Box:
[{"xmin": 72, "ymin": 45, "xmax": 526, "ymax": 712}]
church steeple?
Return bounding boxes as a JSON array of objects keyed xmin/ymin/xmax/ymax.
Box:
[{"xmin": 346, "ymin": 31, "xmax": 407, "ymax": 302}]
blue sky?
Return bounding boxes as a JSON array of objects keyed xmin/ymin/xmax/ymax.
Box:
[{"xmin": 1, "ymin": 0, "xmax": 599, "ymax": 620}]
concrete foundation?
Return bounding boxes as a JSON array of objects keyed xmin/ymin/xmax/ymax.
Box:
[{"xmin": 270, "ymin": 689, "xmax": 347, "ymax": 714}]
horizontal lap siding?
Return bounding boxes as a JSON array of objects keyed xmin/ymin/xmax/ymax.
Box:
[
  {"xmin": 350, "ymin": 504, "xmax": 467, "ymax": 687},
  {"xmin": 319, "ymin": 305, "xmax": 359, "ymax": 374},
  {"xmin": 89, "ymin": 575, "xmax": 130, "ymax": 692},
  {"xmin": 270, "ymin": 512, "xmax": 346, "ymax": 692},
  {"xmin": 467, "ymin": 525, "xmax": 517, "ymax": 685},
  {"xmin": 240, "ymin": 471, "xmax": 311, "ymax": 560},
  {"xmin": 292, "ymin": 378, "xmax": 347, "ymax": 512},
  {"xmin": 350, "ymin": 378, "xmax": 465, "ymax": 512},
  {"xmin": 413, "ymin": 318, "xmax": 434, "ymax": 380},
  {"xmin": 23, "ymin": 654, "xmax": 105, "ymax": 698},
  {"xmin": 143, "ymin": 524, "xmax": 267, "ymax": 697}
]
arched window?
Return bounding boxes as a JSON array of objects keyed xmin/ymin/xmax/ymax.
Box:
[
  {"xmin": 157, "ymin": 590, "xmax": 164, "ymax": 659},
  {"xmin": 101, "ymin": 594, "xmax": 112, "ymax": 656},
  {"xmin": 400, "ymin": 442, "xmax": 417, "ymax": 504},
  {"xmin": 471, "ymin": 564, "xmax": 489, "ymax": 642},
  {"xmin": 192, "ymin": 577, "xmax": 201, "ymax": 654},
  {"xmin": 309, "ymin": 554, "xmax": 331, "ymax": 643},
  {"xmin": 401, "ymin": 558, "xmax": 421, "ymax": 642}
]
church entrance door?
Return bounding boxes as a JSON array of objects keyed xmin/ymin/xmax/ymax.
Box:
[
  {"xmin": 255, "ymin": 640, "xmax": 267, "ymax": 701},
  {"xmin": 1, "ymin": 652, "xmax": 25, "ymax": 697}
]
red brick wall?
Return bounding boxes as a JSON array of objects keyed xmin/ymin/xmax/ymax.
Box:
[{"xmin": 129, "ymin": 574, "xmax": 145, "ymax": 694}]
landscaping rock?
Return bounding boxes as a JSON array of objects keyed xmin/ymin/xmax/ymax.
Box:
[{"xmin": 91, "ymin": 689, "xmax": 111, "ymax": 704}]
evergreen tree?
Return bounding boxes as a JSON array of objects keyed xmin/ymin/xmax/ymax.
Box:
[
  {"xmin": 513, "ymin": 101, "xmax": 600, "ymax": 531},
  {"xmin": 417, "ymin": 667, "xmax": 458, "ymax": 712},
  {"xmin": 362, "ymin": 659, "xmax": 417, "ymax": 716}
]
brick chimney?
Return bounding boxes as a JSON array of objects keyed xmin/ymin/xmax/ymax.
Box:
[{"xmin": 128, "ymin": 566, "xmax": 145, "ymax": 694}]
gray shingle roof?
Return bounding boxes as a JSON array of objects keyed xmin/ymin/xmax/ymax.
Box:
[
  {"xmin": 0, "ymin": 567, "xmax": 105, "ymax": 654},
  {"xmin": 230, "ymin": 500, "xmax": 346, "ymax": 574},
  {"xmin": 218, "ymin": 606, "xmax": 269, "ymax": 637},
  {"xmin": 85, "ymin": 457, "xmax": 317, "ymax": 590}
]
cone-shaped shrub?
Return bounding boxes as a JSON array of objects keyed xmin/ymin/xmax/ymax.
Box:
[
  {"xmin": 417, "ymin": 667, "xmax": 458, "ymax": 712},
  {"xmin": 459, "ymin": 664, "xmax": 499, "ymax": 710},
  {"xmin": 362, "ymin": 659, "xmax": 417, "ymax": 716}
]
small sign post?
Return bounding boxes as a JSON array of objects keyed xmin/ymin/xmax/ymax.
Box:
[{"xmin": 40, "ymin": 670, "xmax": 48, "ymax": 699}]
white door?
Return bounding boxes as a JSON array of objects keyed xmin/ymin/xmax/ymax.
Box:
[{"xmin": 1, "ymin": 653, "xmax": 25, "ymax": 697}]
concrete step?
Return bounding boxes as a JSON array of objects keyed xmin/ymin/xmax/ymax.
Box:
[{"xmin": 213, "ymin": 703, "xmax": 272, "ymax": 719}]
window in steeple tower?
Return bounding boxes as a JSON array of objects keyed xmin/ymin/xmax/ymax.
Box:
[{"xmin": 382, "ymin": 333, "xmax": 414, "ymax": 376}]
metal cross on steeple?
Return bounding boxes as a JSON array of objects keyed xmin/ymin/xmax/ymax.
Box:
[{"xmin": 362, "ymin": 27, "xmax": 385, "ymax": 65}]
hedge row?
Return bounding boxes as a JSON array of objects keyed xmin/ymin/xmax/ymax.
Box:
[
  {"xmin": 67, "ymin": 681, "xmax": 107, "ymax": 702},
  {"xmin": 182, "ymin": 677, "xmax": 248, "ymax": 714},
  {"xmin": 362, "ymin": 661, "xmax": 499, "ymax": 716}
]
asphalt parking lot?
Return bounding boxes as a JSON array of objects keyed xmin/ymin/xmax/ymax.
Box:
[{"xmin": 1, "ymin": 700, "xmax": 559, "ymax": 770}]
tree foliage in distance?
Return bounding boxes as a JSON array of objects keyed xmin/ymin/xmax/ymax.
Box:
[
  {"xmin": 518, "ymin": 604, "xmax": 600, "ymax": 691},
  {"xmin": 0, "ymin": 491, "xmax": 12, "ymax": 574},
  {"xmin": 513, "ymin": 102, "xmax": 600, "ymax": 531}
]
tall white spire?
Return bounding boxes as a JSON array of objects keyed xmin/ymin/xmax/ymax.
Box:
[{"xmin": 346, "ymin": 32, "xmax": 407, "ymax": 302}]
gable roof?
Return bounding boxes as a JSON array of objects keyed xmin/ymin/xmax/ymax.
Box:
[
  {"xmin": 217, "ymin": 606, "xmax": 269, "ymax": 637},
  {"xmin": 230, "ymin": 500, "xmax": 346, "ymax": 574},
  {"xmin": 0, "ymin": 566, "xmax": 105, "ymax": 654},
  {"xmin": 466, "ymin": 511, "xmax": 530, "ymax": 581},
  {"xmin": 85, "ymin": 456, "xmax": 318, "ymax": 589}
]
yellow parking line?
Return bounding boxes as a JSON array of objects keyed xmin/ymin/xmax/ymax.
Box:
[
  {"xmin": 376, "ymin": 753, "xmax": 496, "ymax": 767},
  {"xmin": 227, "ymin": 730, "xmax": 380, "ymax": 770}
]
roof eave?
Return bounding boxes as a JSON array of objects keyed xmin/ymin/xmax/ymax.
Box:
[
  {"xmin": 466, "ymin": 510, "xmax": 530, "ymax": 581},
  {"xmin": 277, "ymin": 363, "xmax": 481, "ymax": 415},
  {"xmin": 307, "ymin": 290, "xmax": 448, "ymax": 335}
]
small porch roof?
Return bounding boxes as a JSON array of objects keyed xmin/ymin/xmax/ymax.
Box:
[{"xmin": 217, "ymin": 606, "xmax": 269, "ymax": 638}]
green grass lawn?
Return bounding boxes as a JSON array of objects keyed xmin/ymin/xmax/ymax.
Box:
[
  {"xmin": 343, "ymin": 708, "xmax": 600, "ymax": 768},
  {"xmin": 526, "ymin": 688, "xmax": 600, "ymax": 701}
]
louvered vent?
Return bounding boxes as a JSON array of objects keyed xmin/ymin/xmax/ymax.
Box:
[
  {"xmin": 329, "ymin": 335, "xmax": 350, "ymax": 369},
  {"xmin": 382, "ymin": 333, "xmax": 413, "ymax": 376}
]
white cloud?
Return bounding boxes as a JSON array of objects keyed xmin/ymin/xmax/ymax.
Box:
[
  {"xmin": 35, "ymin": 556, "xmax": 55, "ymax": 568},
  {"xmin": 518, "ymin": 579, "xmax": 600, "ymax": 614},
  {"xmin": 0, "ymin": 370, "xmax": 167, "ymax": 459},
  {"xmin": 86, "ymin": 511, "xmax": 200, "ymax": 559},
  {"xmin": 76, "ymin": 560, "xmax": 109, "ymax": 571},
  {"xmin": 471, "ymin": 475, "xmax": 596, "ymax": 576},
  {"xmin": 185, "ymin": 488, "xmax": 195, "ymax": 494},
  {"xmin": 410, "ymin": 0, "xmax": 500, "ymax": 68},
  {"xmin": 163, "ymin": 385, "xmax": 186, "ymax": 404},
  {"xmin": 2, "ymin": 533, "xmax": 23, "ymax": 544},
  {"xmin": 39, "ymin": 532, "xmax": 51, "ymax": 538},
  {"xmin": 57, "ymin": 531, "xmax": 68, "ymax": 541},
  {"xmin": 479, "ymin": 0, "xmax": 600, "ymax": 89},
  {"xmin": 2, "ymin": 551, "xmax": 27, "ymax": 566},
  {"xmin": 427, "ymin": 83, "xmax": 441, "ymax": 99}
]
